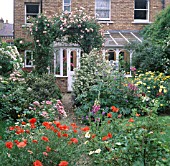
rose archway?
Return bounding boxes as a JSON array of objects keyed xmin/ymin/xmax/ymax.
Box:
[{"xmin": 28, "ymin": 8, "xmax": 103, "ymax": 74}]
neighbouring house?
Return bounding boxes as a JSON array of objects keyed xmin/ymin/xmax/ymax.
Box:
[
  {"xmin": 0, "ymin": 18, "xmax": 14, "ymax": 45},
  {"xmin": 14, "ymin": 0, "xmax": 170, "ymax": 92}
]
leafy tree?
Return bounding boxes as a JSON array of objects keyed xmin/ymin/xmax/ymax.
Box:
[{"xmin": 128, "ymin": 5, "xmax": 170, "ymax": 74}]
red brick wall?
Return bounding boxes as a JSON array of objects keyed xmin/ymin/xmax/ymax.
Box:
[{"xmin": 14, "ymin": 0, "xmax": 167, "ymax": 39}]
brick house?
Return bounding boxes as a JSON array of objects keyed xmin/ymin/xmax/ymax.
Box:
[
  {"xmin": 0, "ymin": 18, "xmax": 14, "ymax": 45},
  {"xmin": 14, "ymin": 0, "xmax": 170, "ymax": 92}
]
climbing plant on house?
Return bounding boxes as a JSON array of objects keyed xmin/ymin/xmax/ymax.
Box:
[{"xmin": 28, "ymin": 8, "xmax": 103, "ymax": 74}]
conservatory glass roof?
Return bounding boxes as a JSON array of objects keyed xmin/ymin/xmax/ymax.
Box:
[{"xmin": 104, "ymin": 30, "xmax": 142, "ymax": 47}]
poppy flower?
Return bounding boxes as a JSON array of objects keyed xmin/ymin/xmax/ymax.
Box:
[
  {"xmin": 32, "ymin": 140, "xmax": 38, "ymax": 143},
  {"xmin": 5, "ymin": 141, "xmax": 13, "ymax": 149},
  {"xmin": 107, "ymin": 113, "xmax": 112, "ymax": 118},
  {"xmin": 21, "ymin": 121, "xmax": 26, "ymax": 125},
  {"xmin": 30, "ymin": 124, "xmax": 36, "ymax": 129},
  {"xmin": 128, "ymin": 118, "xmax": 134, "ymax": 123},
  {"xmin": 111, "ymin": 106, "xmax": 119, "ymax": 113},
  {"xmin": 46, "ymin": 146, "xmax": 51, "ymax": 152},
  {"xmin": 53, "ymin": 121, "xmax": 61, "ymax": 128},
  {"xmin": 43, "ymin": 152, "xmax": 48, "ymax": 156},
  {"xmin": 91, "ymin": 134, "xmax": 96, "ymax": 139},
  {"xmin": 81, "ymin": 126, "xmax": 90, "ymax": 132},
  {"xmin": 9, "ymin": 126, "xmax": 15, "ymax": 131},
  {"xmin": 107, "ymin": 132, "xmax": 112, "ymax": 138},
  {"xmin": 102, "ymin": 136, "xmax": 109, "ymax": 141},
  {"xmin": 70, "ymin": 138, "xmax": 78, "ymax": 144},
  {"xmin": 57, "ymin": 132, "xmax": 62, "ymax": 138},
  {"xmin": 63, "ymin": 133, "xmax": 69, "ymax": 137},
  {"xmin": 29, "ymin": 118, "xmax": 37, "ymax": 124},
  {"xmin": 33, "ymin": 160, "xmax": 43, "ymax": 166},
  {"xmin": 136, "ymin": 113, "xmax": 140, "ymax": 117},
  {"xmin": 41, "ymin": 136, "xmax": 49, "ymax": 142},
  {"xmin": 25, "ymin": 129, "xmax": 30, "ymax": 134},
  {"xmin": 17, "ymin": 141, "xmax": 27, "ymax": 148},
  {"xmin": 73, "ymin": 129, "xmax": 78, "ymax": 133},
  {"xmin": 14, "ymin": 140, "xmax": 19, "ymax": 145},
  {"xmin": 58, "ymin": 161, "xmax": 69, "ymax": 166}
]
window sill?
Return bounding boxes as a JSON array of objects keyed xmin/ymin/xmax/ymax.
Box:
[
  {"xmin": 98, "ymin": 21, "xmax": 114, "ymax": 24},
  {"xmin": 55, "ymin": 75, "xmax": 68, "ymax": 78},
  {"xmin": 132, "ymin": 21, "xmax": 152, "ymax": 24}
]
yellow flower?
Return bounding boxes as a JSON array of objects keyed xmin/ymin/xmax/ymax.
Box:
[
  {"xmin": 84, "ymin": 141, "xmax": 89, "ymax": 144},
  {"xmin": 147, "ymin": 87, "xmax": 150, "ymax": 89},
  {"xmin": 89, "ymin": 151, "xmax": 95, "ymax": 155},
  {"xmin": 164, "ymin": 89, "xmax": 167, "ymax": 93},
  {"xmin": 160, "ymin": 104, "xmax": 164, "ymax": 107},
  {"xmin": 85, "ymin": 131, "xmax": 91, "ymax": 138},
  {"xmin": 159, "ymin": 89, "xmax": 162, "ymax": 93}
]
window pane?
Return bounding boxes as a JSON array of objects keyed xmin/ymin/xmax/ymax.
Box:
[
  {"xmin": 134, "ymin": 10, "xmax": 147, "ymax": 19},
  {"xmin": 135, "ymin": 0, "xmax": 147, "ymax": 9},
  {"xmin": 96, "ymin": 10, "xmax": 109, "ymax": 18},
  {"xmin": 26, "ymin": 51, "xmax": 32, "ymax": 66},
  {"xmin": 64, "ymin": 0, "xmax": 71, "ymax": 3},
  {"xmin": 56, "ymin": 51, "xmax": 60, "ymax": 75},
  {"xmin": 64, "ymin": 6, "xmax": 71, "ymax": 12},
  {"xmin": 26, "ymin": 5, "xmax": 39, "ymax": 13},
  {"xmin": 108, "ymin": 51, "xmax": 115, "ymax": 61},
  {"xmin": 96, "ymin": 0, "xmax": 110, "ymax": 9},
  {"xmin": 63, "ymin": 50, "xmax": 67, "ymax": 76}
]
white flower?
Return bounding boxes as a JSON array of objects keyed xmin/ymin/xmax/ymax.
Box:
[
  {"xmin": 95, "ymin": 149, "xmax": 101, "ymax": 154},
  {"xmin": 115, "ymin": 142, "xmax": 121, "ymax": 146},
  {"xmin": 85, "ymin": 131, "xmax": 90, "ymax": 138},
  {"xmin": 89, "ymin": 151, "xmax": 95, "ymax": 155}
]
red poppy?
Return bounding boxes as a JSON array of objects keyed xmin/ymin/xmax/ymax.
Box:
[
  {"xmin": 5, "ymin": 141, "xmax": 13, "ymax": 149},
  {"xmin": 128, "ymin": 118, "xmax": 135, "ymax": 123},
  {"xmin": 57, "ymin": 132, "xmax": 62, "ymax": 138},
  {"xmin": 17, "ymin": 141, "xmax": 27, "ymax": 148},
  {"xmin": 42, "ymin": 122, "xmax": 50, "ymax": 128},
  {"xmin": 25, "ymin": 129, "xmax": 30, "ymax": 134},
  {"xmin": 81, "ymin": 126, "xmax": 90, "ymax": 132},
  {"xmin": 9, "ymin": 126, "xmax": 15, "ymax": 131},
  {"xmin": 102, "ymin": 136, "xmax": 109, "ymax": 141},
  {"xmin": 63, "ymin": 133, "xmax": 69, "ymax": 137},
  {"xmin": 53, "ymin": 121, "xmax": 61, "ymax": 128},
  {"xmin": 71, "ymin": 123, "xmax": 78, "ymax": 129},
  {"xmin": 70, "ymin": 138, "xmax": 78, "ymax": 144},
  {"xmin": 58, "ymin": 161, "xmax": 69, "ymax": 166},
  {"xmin": 33, "ymin": 160, "xmax": 43, "ymax": 166},
  {"xmin": 46, "ymin": 146, "xmax": 51, "ymax": 152},
  {"xmin": 107, "ymin": 132, "xmax": 112, "ymax": 138},
  {"xmin": 16, "ymin": 129, "xmax": 24, "ymax": 135},
  {"xmin": 32, "ymin": 140, "xmax": 38, "ymax": 143},
  {"xmin": 136, "ymin": 113, "xmax": 140, "ymax": 117},
  {"xmin": 91, "ymin": 134, "xmax": 96, "ymax": 139},
  {"xmin": 107, "ymin": 113, "xmax": 112, "ymax": 118},
  {"xmin": 29, "ymin": 118, "xmax": 37, "ymax": 124},
  {"xmin": 111, "ymin": 106, "xmax": 119, "ymax": 113},
  {"xmin": 14, "ymin": 140, "xmax": 19, "ymax": 145},
  {"xmin": 41, "ymin": 136, "xmax": 49, "ymax": 142},
  {"xmin": 30, "ymin": 124, "xmax": 36, "ymax": 129},
  {"xmin": 21, "ymin": 121, "xmax": 26, "ymax": 125},
  {"xmin": 73, "ymin": 129, "xmax": 78, "ymax": 133},
  {"xmin": 107, "ymin": 120, "xmax": 111, "ymax": 124},
  {"xmin": 59, "ymin": 125, "xmax": 69, "ymax": 131}
]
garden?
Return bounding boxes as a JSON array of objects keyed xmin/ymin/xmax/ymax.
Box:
[{"xmin": 0, "ymin": 7, "xmax": 170, "ymax": 166}]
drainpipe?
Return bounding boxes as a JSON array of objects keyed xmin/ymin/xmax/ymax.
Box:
[
  {"xmin": 161, "ymin": 0, "xmax": 165, "ymax": 9},
  {"xmin": 41, "ymin": 0, "xmax": 43, "ymax": 13}
]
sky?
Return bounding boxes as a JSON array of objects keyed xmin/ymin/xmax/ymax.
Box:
[{"xmin": 0, "ymin": 0, "xmax": 13, "ymax": 23}]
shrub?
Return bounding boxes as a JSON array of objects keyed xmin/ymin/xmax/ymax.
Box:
[
  {"xmin": 0, "ymin": 46, "xmax": 22, "ymax": 77},
  {"xmin": 25, "ymin": 73, "xmax": 62, "ymax": 102},
  {"xmin": 0, "ymin": 72, "xmax": 62, "ymax": 121}
]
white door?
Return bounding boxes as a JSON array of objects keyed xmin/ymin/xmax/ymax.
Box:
[{"xmin": 67, "ymin": 49, "xmax": 80, "ymax": 91}]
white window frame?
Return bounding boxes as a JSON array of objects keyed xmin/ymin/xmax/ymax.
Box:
[
  {"xmin": 134, "ymin": 0, "xmax": 149, "ymax": 22},
  {"xmin": 25, "ymin": 50, "xmax": 33, "ymax": 67},
  {"xmin": 63, "ymin": 0, "xmax": 71, "ymax": 12},
  {"xmin": 95, "ymin": 0, "xmax": 111, "ymax": 21},
  {"xmin": 25, "ymin": 3, "xmax": 40, "ymax": 24}
]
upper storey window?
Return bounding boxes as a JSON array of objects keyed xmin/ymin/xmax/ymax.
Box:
[
  {"xmin": 134, "ymin": 0, "xmax": 149, "ymax": 22},
  {"xmin": 25, "ymin": 3, "xmax": 40, "ymax": 24},
  {"xmin": 63, "ymin": 0, "xmax": 71, "ymax": 12},
  {"xmin": 95, "ymin": 0, "xmax": 111, "ymax": 20}
]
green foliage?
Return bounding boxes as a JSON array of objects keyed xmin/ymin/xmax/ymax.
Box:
[
  {"xmin": 0, "ymin": 72, "xmax": 62, "ymax": 121},
  {"xmin": 84, "ymin": 103, "xmax": 170, "ymax": 165},
  {"xmin": 128, "ymin": 5, "xmax": 170, "ymax": 74},
  {"xmin": 128, "ymin": 40, "xmax": 169, "ymax": 73},
  {"xmin": 142, "ymin": 5, "xmax": 170, "ymax": 49},
  {"xmin": 14, "ymin": 38, "xmax": 32, "ymax": 52},
  {"xmin": 28, "ymin": 8, "xmax": 103, "ymax": 74},
  {"xmin": 25, "ymin": 73, "xmax": 62, "ymax": 102}
]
